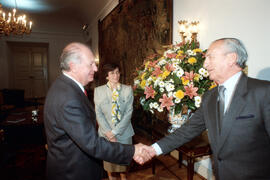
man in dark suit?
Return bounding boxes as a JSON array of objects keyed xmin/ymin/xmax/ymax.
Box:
[
  {"xmin": 44, "ymin": 42, "xmax": 150, "ymax": 180},
  {"xmin": 144, "ymin": 38, "xmax": 270, "ymax": 180}
]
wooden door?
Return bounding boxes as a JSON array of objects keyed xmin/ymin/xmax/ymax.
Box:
[{"xmin": 10, "ymin": 46, "xmax": 48, "ymax": 99}]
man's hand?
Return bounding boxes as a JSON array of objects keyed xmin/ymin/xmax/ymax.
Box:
[
  {"xmin": 133, "ymin": 143, "xmax": 156, "ymax": 165},
  {"xmin": 105, "ymin": 131, "xmax": 116, "ymax": 142}
]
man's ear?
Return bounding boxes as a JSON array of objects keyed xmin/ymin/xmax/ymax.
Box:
[
  {"xmin": 227, "ymin": 52, "xmax": 238, "ymax": 66},
  {"xmin": 69, "ymin": 62, "xmax": 77, "ymax": 73}
]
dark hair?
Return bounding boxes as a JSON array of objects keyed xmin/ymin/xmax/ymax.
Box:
[{"xmin": 102, "ymin": 63, "xmax": 120, "ymax": 78}]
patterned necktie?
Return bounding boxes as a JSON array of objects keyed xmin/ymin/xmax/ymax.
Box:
[{"xmin": 218, "ymin": 85, "xmax": 226, "ymax": 133}]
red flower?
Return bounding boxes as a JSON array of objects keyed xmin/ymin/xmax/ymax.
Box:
[
  {"xmin": 159, "ymin": 94, "xmax": 174, "ymax": 111},
  {"xmin": 144, "ymin": 85, "xmax": 155, "ymax": 99},
  {"xmin": 184, "ymin": 84, "xmax": 198, "ymax": 99}
]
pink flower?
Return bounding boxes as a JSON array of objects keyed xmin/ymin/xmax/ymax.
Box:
[
  {"xmin": 183, "ymin": 71, "xmax": 195, "ymax": 81},
  {"xmin": 144, "ymin": 85, "xmax": 155, "ymax": 99},
  {"xmin": 165, "ymin": 63, "xmax": 175, "ymax": 72},
  {"xmin": 152, "ymin": 66, "xmax": 163, "ymax": 77},
  {"xmin": 159, "ymin": 94, "xmax": 174, "ymax": 111},
  {"xmin": 166, "ymin": 53, "xmax": 177, "ymax": 58},
  {"xmin": 184, "ymin": 84, "xmax": 198, "ymax": 99}
]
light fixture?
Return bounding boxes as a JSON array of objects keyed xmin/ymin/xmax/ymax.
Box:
[
  {"xmin": 178, "ymin": 20, "xmax": 199, "ymax": 43},
  {"xmin": 0, "ymin": 2, "xmax": 32, "ymax": 36}
]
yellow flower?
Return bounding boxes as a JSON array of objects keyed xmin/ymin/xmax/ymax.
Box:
[
  {"xmin": 209, "ymin": 82, "xmax": 217, "ymax": 89},
  {"xmin": 188, "ymin": 57, "xmax": 197, "ymax": 65},
  {"xmin": 140, "ymin": 80, "xmax": 146, "ymax": 88},
  {"xmin": 144, "ymin": 61, "xmax": 150, "ymax": 69},
  {"xmin": 175, "ymin": 90, "xmax": 184, "ymax": 99},
  {"xmin": 194, "ymin": 73, "xmax": 200, "ymax": 82},
  {"xmin": 181, "ymin": 77, "xmax": 189, "ymax": 85},
  {"xmin": 162, "ymin": 70, "xmax": 170, "ymax": 79},
  {"xmin": 193, "ymin": 48, "xmax": 202, "ymax": 53},
  {"xmin": 141, "ymin": 72, "xmax": 146, "ymax": 80},
  {"xmin": 158, "ymin": 56, "xmax": 165, "ymax": 61},
  {"xmin": 176, "ymin": 50, "xmax": 184, "ymax": 59}
]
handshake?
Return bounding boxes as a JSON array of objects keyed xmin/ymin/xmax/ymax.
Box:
[{"xmin": 133, "ymin": 143, "xmax": 157, "ymax": 165}]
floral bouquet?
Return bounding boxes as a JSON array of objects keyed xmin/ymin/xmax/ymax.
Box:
[{"xmin": 133, "ymin": 42, "xmax": 216, "ymax": 129}]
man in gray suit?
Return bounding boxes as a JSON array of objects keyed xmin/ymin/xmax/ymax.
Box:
[
  {"xmin": 44, "ymin": 42, "xmax": 150, "ymax": 180},
  {"xmin": 144, "ymin": 38, "xmax": 270, "ymax": 180}
]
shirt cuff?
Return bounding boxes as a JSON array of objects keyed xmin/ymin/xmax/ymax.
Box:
[
  {"xmin": 152, "ymin": 143, "xmax": 163, "ymax": 156},
  {"xmin": 111, "ymin": 130, "xmax": 117, "ymax": 136}
]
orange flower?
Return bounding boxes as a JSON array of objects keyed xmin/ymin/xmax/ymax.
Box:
[
  {"xmin": 165, "ymin": 63, "xmax": 175, "ymax": 72},
  {"xmin": 159, "ymin": 94, "xmax": 174, "ymax": 111},
  {"xmin": 148, "ymin": 60, "xmax": 158, "ymax": 68},
  {"xmin": 144, "ymin": 85, "xmax": 155, "ymax": 99},
  {"xmin": 152, "ymin": 66, "xmax": 162, "ymax": 77},
  {"xmin": 184, "ymin": 84, "xmax": 198, "ymax": 99},
  {"xmin": 183, "ymin": 71, "xmax": 195, "ymax": 81},
  {"xmin": 166, "ymin": 53, "xmax": 177, "ymax": 58}
]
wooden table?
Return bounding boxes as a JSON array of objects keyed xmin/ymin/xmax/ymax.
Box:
[
  {"xmin": 151, "ymin": 117, "xmax": 211, "ymax": 180},
  {"xmin": 0, "ymin": 106, "xmax": 45, "ymax": 145}
]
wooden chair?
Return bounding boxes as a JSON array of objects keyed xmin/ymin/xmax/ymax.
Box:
[
  {"xmin": 151, "ymin": 117, "xmax": 212, "ymax": 180},
  {"xmin": 177, "ymin": 131, "xmax": 211, "ymax": 180}
]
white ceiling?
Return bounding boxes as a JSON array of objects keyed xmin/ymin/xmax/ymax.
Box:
[{"xmin": 1, "ymin": 0, "xmax": 110, "ymax": 23}]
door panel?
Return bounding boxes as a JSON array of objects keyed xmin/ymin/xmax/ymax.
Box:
[{"xmin": 10, "ymin": 45, "xmax": 48, "ymax": 99}]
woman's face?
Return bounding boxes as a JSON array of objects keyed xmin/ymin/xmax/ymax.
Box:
[{"xmin": 107, "ymin": 68, "xmax": 120, "ymax": 84}]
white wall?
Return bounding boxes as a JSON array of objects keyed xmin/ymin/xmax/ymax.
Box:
[
  {"xmin": 173, "ymin": 0, "xmax": 270, "ymax": 81},
  {"xmin": 0, "ymin": 13, "xmax": 84, "ymax": 89},
  {"xmin": 172, "ymin": 1, "xmax": 270, "ymax": 178}
]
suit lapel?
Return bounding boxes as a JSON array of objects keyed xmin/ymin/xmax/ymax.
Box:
[
  {"xmin": 209, "ymin": 88, "xmax": 219, "ymax": 134},
  {"xmin": 206, "ymin": 88, "xmax": 219, "ymax": 149},
  {"xmin": 217, "ymin": 74, "xmax": 248, "ymax": 154},
  {"xmin": 60, "ymin": 74, "xmax": 96, "ymax": 120}
]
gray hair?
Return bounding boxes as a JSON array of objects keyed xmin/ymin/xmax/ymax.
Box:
[
  {"xmin": 60, "ymin": 43, "xmax": 85, "ymax": 71},
  {"xmin": 215, "ymin": 38, "xmax": 248, "ymax": 68}
]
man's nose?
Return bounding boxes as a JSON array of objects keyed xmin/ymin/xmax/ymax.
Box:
[
  {"xmin": 203, "ymin": 58, "xmax": 209, "ymax": 69},
  {"xmin": 94, "ymin": 64, "xmax": 98, "ymax": 72}
]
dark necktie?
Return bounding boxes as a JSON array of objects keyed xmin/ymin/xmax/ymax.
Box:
[{"xmin": 218, "ymin": 85, "xmax": 225, "ymax": 133}]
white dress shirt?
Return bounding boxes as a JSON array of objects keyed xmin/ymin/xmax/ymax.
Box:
[{"xmin": 152, "ymin": 71, "xmax": 243, "ymax": 156}]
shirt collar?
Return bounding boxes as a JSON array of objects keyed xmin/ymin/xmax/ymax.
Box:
[
  {"xmin": 63, "ymin": 72, "xmax": 85, "ymax": 93},
  {"xmin": 220, "ymin": 71, "xmax": 242, "ymax": 92},
  {"xmin": 106, "ymin": 82, "xmax": 121, "ymax": 91}
]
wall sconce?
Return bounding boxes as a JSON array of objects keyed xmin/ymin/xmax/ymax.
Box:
[
  {"xmin": 178, "ymin": 20, "xmax": 188, "ymax": 44},
  {"xmin": 178, "ymin": 20, "xmax": 199, "ymax": 43}
]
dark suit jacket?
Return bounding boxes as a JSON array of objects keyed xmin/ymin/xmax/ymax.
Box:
[
  {"xmin": 157, "ymin": 74, "xmax": 270, "ymax": 180},
  {"xmin": 44, "ymin": 74, "xmax": 134, "ymax": 180}
]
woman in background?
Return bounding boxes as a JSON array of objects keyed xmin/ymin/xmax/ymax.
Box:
[{"xmin": 94, "ymin": 63, "xmax": 134, "ymax": 180}]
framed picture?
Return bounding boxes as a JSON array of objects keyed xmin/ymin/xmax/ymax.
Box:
[{"xmin": 98, "ymin": 0, "xmax": 172, "ymax": 85}]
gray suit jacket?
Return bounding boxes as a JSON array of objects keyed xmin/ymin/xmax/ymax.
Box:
[
  {"xmin": 94, "ymin": 84, "xmax": 134, "ymax": 142},
  {"xmin": 44, "ymin": 74, "xmax": 134, "ymax": 180},
  {"xmin": 157, "ymin": 74, "xmax": 270, "ymax": 180}
]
